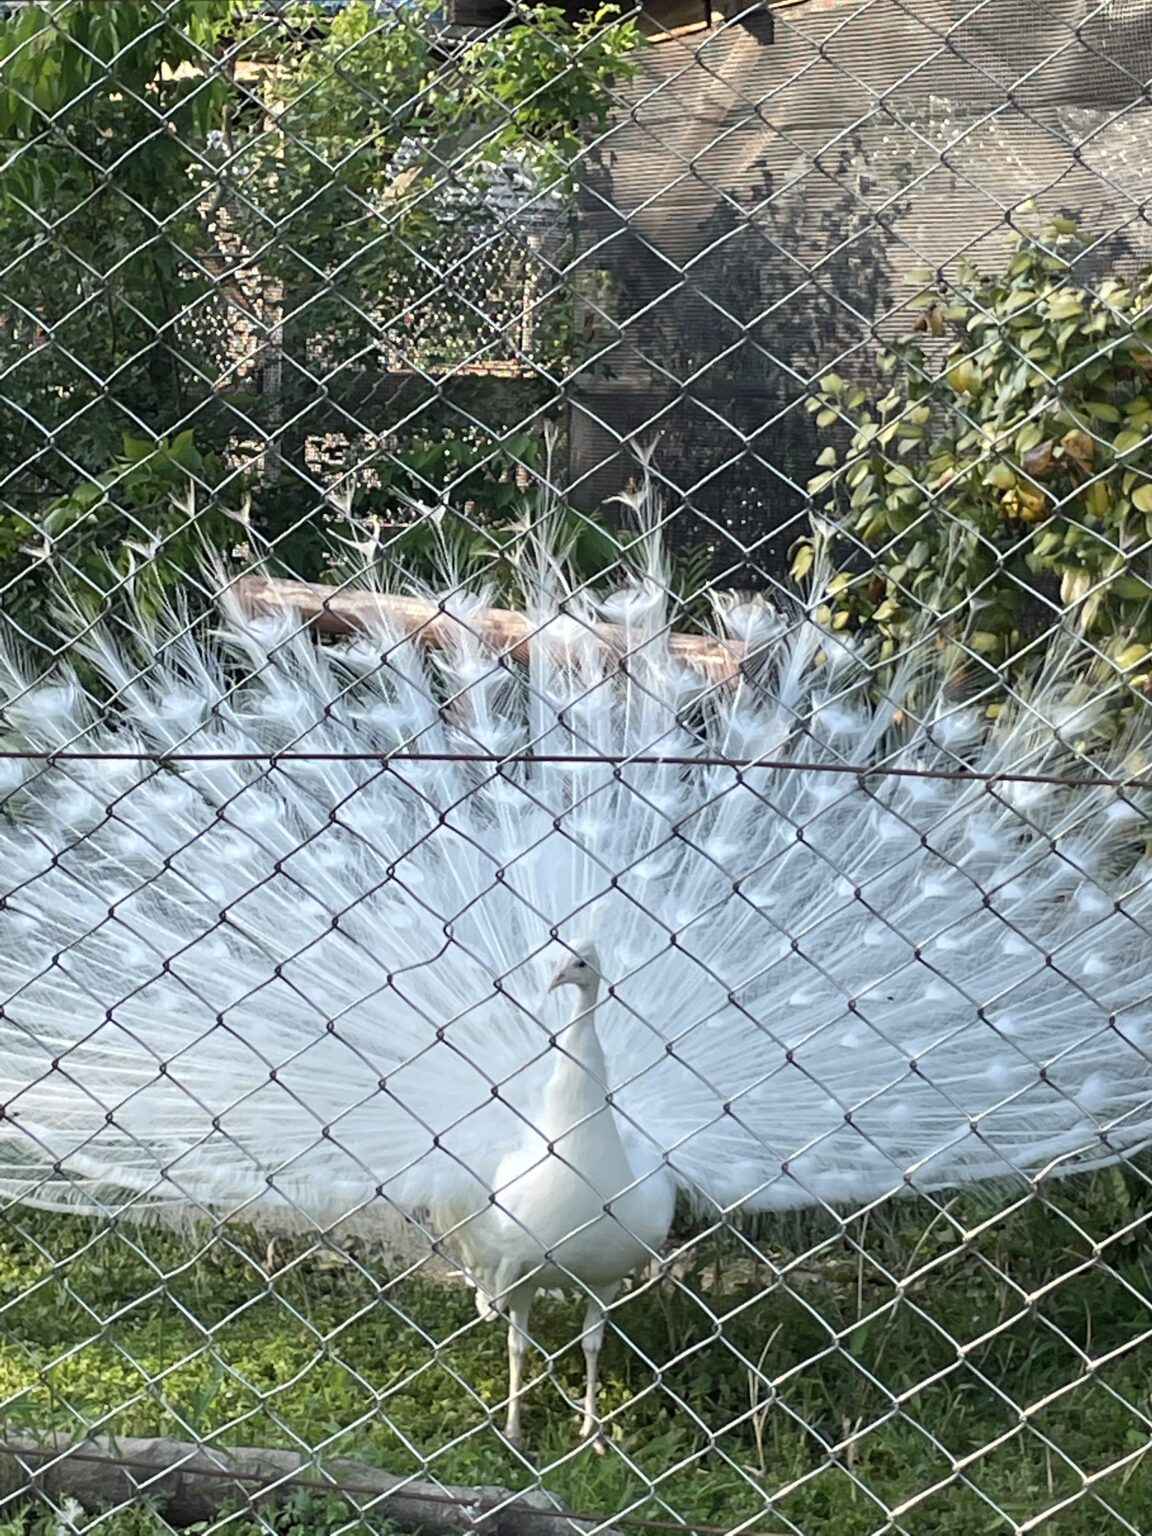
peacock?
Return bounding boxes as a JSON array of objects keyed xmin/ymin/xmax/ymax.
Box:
[{"xmin": 1, "ymin": 508, "xmax": 1152, "ymax": 1447}]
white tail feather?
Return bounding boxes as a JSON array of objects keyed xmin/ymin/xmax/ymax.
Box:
[{"xmin": 1, "ymin": 540, "xmax": 1151, "ymax": 1244}]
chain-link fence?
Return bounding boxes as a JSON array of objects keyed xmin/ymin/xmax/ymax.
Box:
[{"xmin": 3, "ymin": 2, "xmax": 1152, "ymax": 1534}]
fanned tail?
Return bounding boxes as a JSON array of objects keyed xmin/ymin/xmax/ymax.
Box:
[{"xmin": 0, "ymin": 512, "xmax": 1150, "ymax": 1234}]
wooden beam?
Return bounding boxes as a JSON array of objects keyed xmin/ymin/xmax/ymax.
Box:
[
  {"xmin": 234, "ymin": 576, "xmax": 746, "ymax": 686},
  {"xmin": 0, "ymin": 1432, "xmax": 628, "ymax": 1536}
]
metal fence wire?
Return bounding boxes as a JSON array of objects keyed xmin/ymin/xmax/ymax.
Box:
[{"xmin": 4, "ymin": 2, "xmax": 1152, "ymax": 1534}]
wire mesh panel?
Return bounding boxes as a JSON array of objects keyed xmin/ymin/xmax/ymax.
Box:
[
  {"xmin": 571, "ymin": 0, "xmax": 1152, "ymax": 582},
  {"xmin": 3, "ymin": 3, "xmax": 1152, "ymax": 1536}
]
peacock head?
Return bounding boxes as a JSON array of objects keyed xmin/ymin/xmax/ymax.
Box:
[{"xmin": 548, "ymin": 940, "xmax": 602, "ymax": 993}]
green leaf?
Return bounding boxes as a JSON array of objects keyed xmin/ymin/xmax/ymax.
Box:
[
  {"xmin": 1132, "ymin": 484, "xmax": 1152, "ymax": 513},
  {"xmin": 1084, "ymin": 400, "xmax": 1121, "ymax": 423},
  {"xmin": 947, "ymin": 361, "xmax": 980, "ymax": 394},
  {"xmin": 1046, "ymin": 290, "xmax": 1084, "ymax": 320},
  {"xmin": 1114, "ymin": 427, "xmax": 1145, "ymax": 455},
  {"xmin": 122, "ymin": 435, "xmax": 156, "ymax": 466},
  {"xmin": 983, "ymin": 463, "xmax": 1017, "ymax": 490},
  {"xmin": 166, "ymin": 429, "xmax": 200, "ymax": 469}
]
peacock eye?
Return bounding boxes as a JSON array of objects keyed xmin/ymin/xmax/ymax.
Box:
[{"xmin": 575, "ymin": 960, "xmax": 586, "ymax": 968}]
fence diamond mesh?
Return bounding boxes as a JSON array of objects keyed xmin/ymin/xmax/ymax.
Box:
[{"xmin": 2, "ymin": 2, "xmax": 1152, "ymax": 1535}]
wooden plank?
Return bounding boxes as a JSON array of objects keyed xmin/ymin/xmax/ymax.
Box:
[
  {"xmin": 235, "ymin": 575, "xmax": 746, "ymax": 686},
  {"xmin": 640, "ymin": 0, "xmax": 711, "ymax": 41},
  {"xmin": 0, "ymin": 1432, "xmax": 634, "ymax": 1536}
]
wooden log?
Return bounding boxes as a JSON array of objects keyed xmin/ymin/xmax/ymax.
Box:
[
  {"xmin": 233, "ymin": 576, "xmax": 746, "ymax": 687},
  {"xmin": 0, "ymin": 1434, "xmax": 621, "ymax": 1536}
]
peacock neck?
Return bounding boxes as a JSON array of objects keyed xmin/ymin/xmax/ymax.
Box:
[{"xmin": 542, "ymin": 988, "xmax": 612, "ymax": 1137}]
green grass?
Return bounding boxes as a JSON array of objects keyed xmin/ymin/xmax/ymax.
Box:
[
  {"xmin": 1, "ymin": 1170, "xmax": 1151, "ymax": 1536},
  {"xmin": 0, "ymin": 1489, "xmax": 403, "ymax": 1536}
]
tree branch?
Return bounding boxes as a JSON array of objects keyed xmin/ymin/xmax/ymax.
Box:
[
  {"xmin": 233, "ymin": 576, "xmax": 746, "ymax": 687},
  {"xmin": 0, "ymin": 1434, "xmax": 622, "ymax": 1536}
]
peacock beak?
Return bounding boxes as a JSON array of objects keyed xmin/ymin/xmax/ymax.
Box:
[{"xmin": 547, "ymin": 972, "xmax": 563, "ymax": 992}]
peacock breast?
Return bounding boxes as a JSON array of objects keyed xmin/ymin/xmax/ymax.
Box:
[{"xmin": 491, "ymin": 1131, "xmax": 674, "ymax": 1285}]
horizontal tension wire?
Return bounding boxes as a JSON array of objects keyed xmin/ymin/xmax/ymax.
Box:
[{"xmin": 0, "ymin": 747, "xmax": 1147, "ymax": 792}]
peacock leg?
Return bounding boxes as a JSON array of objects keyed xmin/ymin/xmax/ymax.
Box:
[
  {"xmin": 504, "ymin": 1282, "xmax": 536, "ymax": 1443},
  {"xmin": 579, "ymin": 1282, "xmax": 620, "ymax": 1450}
]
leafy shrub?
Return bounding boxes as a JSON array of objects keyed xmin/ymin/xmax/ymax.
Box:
[
  {"xmin": 0, "ymin": 1, "xmax": 232, "ymax": 633},
  {"xmin": 4, "ymin": 431, "xmax": 252, "ymax": 642},
  {"xmin": 0, "ymin": 0, "xmax": 638, "ymax": 636},
  {"xmin": 236, "ymin": 0, "xmax": 634, "ymax": 375},
  {"xmin": 798, "ymin": 218, "xmax": 1152, "ymax": 683}
]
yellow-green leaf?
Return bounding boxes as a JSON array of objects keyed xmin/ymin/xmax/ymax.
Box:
[
  {"xmin": 1046, "ymin": 290, "xmax": 1084, "ymax": 320},
  {"xmin": 1084, "ymin": 400, "xmax": 1121, "ymax": 423},
  {"xmin": 1115, "ymin": 644, "xmax": 1149, "ymax": 673},
  {"xmin": 947, "ymin": 361, "xmax": 980, "ymax": 394},
  {"xmin": 983, "ymin": 463, "xmax": 1017, "ymax": 490}
]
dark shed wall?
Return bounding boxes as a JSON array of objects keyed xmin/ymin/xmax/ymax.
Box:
[{"xmin": 570, "ymin": 0, "xmax": 1152, "ymax": 584}]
